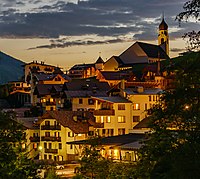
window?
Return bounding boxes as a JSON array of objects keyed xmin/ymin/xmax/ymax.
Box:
[
  {"xmin": 133, "ymin": 116, "xmax": 140, "ymax": 122},
  {"xmin": 106, "ymin": 116, "xmax": 111, "ymax": 123},
  {"xmin": 33, "ymin": 143, "xmax": 37, "ymax": 149},
  {"xmin": 101, "ymin": 116, "xmax": 104, "ymax": 123},
  {"xmin": 133, "ymin": 103, "xmax": 140, "ymax": 110},
  {"xmin": 118, "ymin": 116, "xmax": 125, "ymax": 123},
  {"xmin": 68, "ymin": 132, "xmax": 74, "ymax": 137},
  {"xmin": 59, "ymin": 143, "xmax": 62, "ymax": 149},
  {"xmin": 153, "ymin": 95, "xmax": 155, "ymax": 101},
  {"xmin": 118, "ymin": 128, "xmax": 125, "ymax": 135},
  {"xmin": 102, "ymin": 129, "xmax": 114, "ymax": 136},
  {"xmin": 88, "ymin": 99, "xmax": 94, "ymax": 105},
  {"xmin": 44, "ymin": 154, "xmax": 47, "ymax": 160},
  {"xmin": 79, "ymin": 98, "xmax": 83, "ymax": 104},
  {"xmin": 45, "ymin": 120, "xmax": 50, "ymax": 126},
  {"xmin": 149, "ymin": 96, "xmax": 152, "ymax": 102},
  {"xmin": 49, "ymin": 143, "xmax": 52, "ymax": 149},
  {"xmin": 145, "ymin": 103, "xmax": 148, "ymax": 110},
  {"xmin": 118, "ymin": 104, "xmax": 125, "ymax": 110},
  {"xmin": 49, "ymin": 155, "xmax": 52, "ymax": 160},
  {"xmin": 44, "ymin": 143, "xmax": 47, "ymax": 149},
  {"xmin": 70, "ymin": 144, "xmax": 73, "ymax": 149},
  {"xmin": 45, "ymin": 132, "xmax": 50, "ymax": 137}
]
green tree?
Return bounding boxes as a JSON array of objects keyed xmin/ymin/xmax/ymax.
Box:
[
  {"xmin": 0, "ymin": 110, "xmax": 40, "ymax": 179},
  {"xmin": 135, "ymin": 52, "xmax": 200, "ymax": 178},
  {"xmin": 176, "ymin": 0, "xmax": 200, "ymax": 50},
  {"xmin": 75, "ymin": 137, "xmax": 110, "ymax": 179},
  {"xmin": 45, "ymin": 168, "xmax": 60, "ymax": 179}
]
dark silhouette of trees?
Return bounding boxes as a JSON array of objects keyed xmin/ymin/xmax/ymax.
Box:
[{"xmin": 0, "ymin": 111, "xmax": 40, "ymax": 179}]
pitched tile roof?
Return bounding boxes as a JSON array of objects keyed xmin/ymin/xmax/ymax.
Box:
[
  {"xmin": 33, "ymin": 73, "xmax": 71, "ymax": 81},
  {"xmin": 67, "ymin": 133, "xmax": 145, "ymax": 146},
  {"xmin": 40, "ymin": 111, "xmax": 102, "ymax": 133},
  {"xmin": 100, "ymin": 71, "xmax": 130, "ymax": 80},
  {"xmin": 92, "ymin": 96, "xmax": 132, "ymax": 103},
  {"xmin": 63, "ymin": 78, "xmax": 110, "ymax": 91},
  {"xmin": 34, "ymin": 84, "xmax": 63, "ymax": 96},
  {"xmin": 64, "ymin": 90, "xmax": 108, "ymax": 98},
  {"xmin": 69, "ymin": 63, "xmax": 95, "ymax": 70},
  {"xmin": 133, "ymin": 117, "xmax": 151, "ymax": 129},
  {"xmin": 137, "ymin": 42, "xmax": 169, "ymax": 59}
]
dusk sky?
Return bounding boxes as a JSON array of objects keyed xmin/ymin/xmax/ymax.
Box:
[{"xmin": 0, "ymin": 0, "xmax": 199, "ymax": 70}]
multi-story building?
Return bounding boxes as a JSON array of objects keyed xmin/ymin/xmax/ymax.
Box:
[
  {"xmin": 68, "ymin": 56, "xmax": 104, "ymax": 79},
  {"xmin": 92, "ymin": 96, "xmax": 132, "ymax": 136},
  {"xmin": 62, "ymin": 78, "xmax": 110, "ymax": 111},
  {"xmin": 24, "ymin": 110, "xmax": 103, "ymax": 162}
]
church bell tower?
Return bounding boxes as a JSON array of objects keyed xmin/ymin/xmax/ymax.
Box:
[{"xmin": 158, "ymin": 16, "xmax": 169, "ymax": 56}]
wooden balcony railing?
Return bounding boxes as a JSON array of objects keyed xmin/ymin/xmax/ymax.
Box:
[
  {"xmin": 93, "ymin": 109, "xmax": 115, "ymax": 116},
  {"xmin": 45, "ymin": 148, "xmax": 58, "ymax": 154},
  {"xmin": 30, "ymin": 136, "xmax": 40, "ymax": 142},
  {"xmin": 41, "ymin": 125, "xmax": 61, "ymax": 130},
  {"xmin": 41, "ymin": 136, "xmax": 61, "ymax": 142}
]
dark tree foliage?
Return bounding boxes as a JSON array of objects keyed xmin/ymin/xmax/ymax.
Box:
[
  {"xmin": 0, "ymin": 111, "xmax": 40, "ymax": 179},
  {"xmin": 75, "ymin": 137, "xmax": 110, "ymax": 179},
  {"xmin": 176, "ymin": 0, "xmax": 200, "ymax": 50},
  {"xmin": 74, "ymin": 137, "xmax": 137, "ymax": 179},
  {"xmin": 135, "ymin": 52, "xmax": 200, "ymax": 179}
]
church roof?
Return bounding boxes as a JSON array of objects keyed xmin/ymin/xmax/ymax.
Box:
[
  {"xmin": 159, "ymin": 19, "xmax": 168, "ymax": 30},
  {"xmin": 137, "ymin": 42, "xmax": 169, "ymax": 59}
]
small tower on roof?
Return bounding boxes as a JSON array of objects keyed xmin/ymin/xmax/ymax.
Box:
[
  {"xmin": 95, "ymin": 52, "xmax": 104, "ymax": 70},
  {"xmin": 158, "ymin": 14, "xmax": 169, "ymax": 56}
]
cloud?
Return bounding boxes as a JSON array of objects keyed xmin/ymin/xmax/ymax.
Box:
[
  {"xmin": 28, "ymin": 37, "xmax": 127, "ymax": 49},
  {"xmin": 0, "ymin": 0, "xmax": 198, "ymax": 48},
  {"xmin": 170, "ymin": 48, "xmax": 186, "ymax": 52}
]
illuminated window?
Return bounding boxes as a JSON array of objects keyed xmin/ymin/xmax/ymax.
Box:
[
  {"xmin": 106, "ymin": 116, "xmax": 111, "ymax": 123},
  {"xmin": 41, "ymin": 98, "xmax": 46, "ymax": 103},
  {"xmin": 118, "ymin": 104, "xmax": 125, "ymax": 110},
  {"xmin": 101, "ymin": 116, "xmax": 104, "ymax": 123},
  {"xmin": 118, "ymin": 116, "xmax": 125, "ymax": 123},
  {"xmin": 133, "ymin": 103, "xmax": 140, "ymax": 110},
  {"xmin": 68, "ymin": 132, "xmax": 74, "ymax": 137},
  {"xmin": 50, "ymin": 98, "xmax": 54, "ymax": 102},
  {"xmin": 33, "ymin": 143, "xmax": 37, "ymax": 149},
  {"xmin": 78, "ymin": 134, "xmax": 82, "ymax": 136}
]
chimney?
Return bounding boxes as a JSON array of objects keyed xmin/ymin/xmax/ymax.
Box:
[
  {"xmin": 120, "ymin": 79, "xmax": 125, "ymax": 90},
  {"xmin": 137, "ymin": 86, "xmax": 144, "ymax": 93}
]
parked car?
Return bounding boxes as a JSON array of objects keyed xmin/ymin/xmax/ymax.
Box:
[{"xmin": 55, "ymin": 164, "xmax": 64, "ymax": 170}]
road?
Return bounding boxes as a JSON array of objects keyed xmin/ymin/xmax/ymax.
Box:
[{"xmin": 56, "ymin": 164, "xmax": 80, "ymax": 178}]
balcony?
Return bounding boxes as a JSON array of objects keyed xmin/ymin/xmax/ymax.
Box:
[
  {"xmin": 46, "ymin": 101, "xmax": 56, "ymax": 106},
  {"xmin": 30, "ymin": 136, "xmax": 40, "ymax": 142},
  {"xmin": 45, "ymin": 148, "xmax": 58, "ymax": 154},
  {"xmin": 41, "ymin": 136, "xmax": 61, "ymax": 142},
  {"xmin": 41, "ymin": 125, "xmax": 61, "ymax": 130},
  {"xmin": 93, "ymin": 109, "xmax": 115, "ymax": 116}
]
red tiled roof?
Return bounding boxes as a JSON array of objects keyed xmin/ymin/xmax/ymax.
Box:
[{"xmin": 40, "ymin": 111, "xmax": 101, "ymax": 133}]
